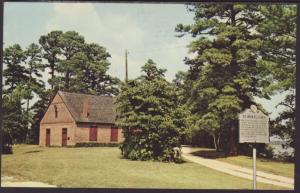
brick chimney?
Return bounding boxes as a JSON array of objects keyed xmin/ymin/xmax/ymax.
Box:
[{"xmin": 82, "ymin": 97, "xmax": 89, "ymax": 118}]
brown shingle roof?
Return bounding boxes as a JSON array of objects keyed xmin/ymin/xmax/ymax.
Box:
[{"xmin": 58, "ymin": 91, "xmax": 116, "ymax": 124}]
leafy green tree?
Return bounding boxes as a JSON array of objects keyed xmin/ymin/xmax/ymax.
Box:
[
  {"xmin": 57, "ymin": 31, "xmax": 85, "ymax": 90},
  {"xmin": 39, "ymin": 30, "xmax": 119, "ymax": 95},
  {"xmin": 2, "ymin": 86, "xmax": 29, "ymax": 153},
  {"xmin": 39, "ymin": 30, "xmax": 63, "ymax": 90},
  {"xmin": 22, "ymin": 43, "xmax": 46, "ymax": 143},
  {"xmin": 257, "ymin": 5, "xmax": 296, "ymax": 151},
  {"xmin": 3, "ymin": 44, "xmax": 27, "ymax": 94},
  {"xmin": 3, "ymin": 44, "xmax": 32, "ymax": 146},
  {"xmin": 176, "ymin": 4, "xmax": 267, "ymax": 154},
  {"xmin": 271, "ymin": 95, "xmax": 295, "ymax": 150},
  {"xmin": 117, "ymin": 59, "xmax": 186, "ymax": 162},
  {"xmin": 24, "ymin": 43, "xmax": 45, "ymax": 111},
  {"xmin": 173, "ymin": 71, "xmax": 190, "ymax": 104},
  {"xmin": 68, "ymin": 43, "xmax": 120, "ymax": 95}
]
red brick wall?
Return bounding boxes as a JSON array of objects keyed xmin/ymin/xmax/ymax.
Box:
[
  {"xmin": 75, "ymin": 123, "xmax": 124, "ymax": 143},
  {"xmin": 39, "ymin": 123, "xmax": 76, "ymax": 146},
  {"xmin": 40, "ymin": 93, "xmax": 77, "ymax": 146}
]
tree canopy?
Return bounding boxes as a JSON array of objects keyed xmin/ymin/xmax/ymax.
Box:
[
  {"xmin": 116, "ymin": 59, "xmax": 188, "ymax": 162},
  {"xmin": 175, "ymin": 4, "xmax": 295, "ymax": 157}
]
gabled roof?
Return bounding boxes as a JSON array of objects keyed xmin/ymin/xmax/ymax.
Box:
[{"xmin": 58, "ymin": 91, "xmax": 116, "ymax": 124}]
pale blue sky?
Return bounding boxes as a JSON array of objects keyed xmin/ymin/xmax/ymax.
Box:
[
  {"xmin": 4, "ymin": 2, "xmax": 194, "ymax": 81},
  {"xmin": 3, "ymin": 2, "xmax": 287, "ymax": 119}
]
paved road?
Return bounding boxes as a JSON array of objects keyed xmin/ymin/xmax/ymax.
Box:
[
  {"xmin": 181, "ymin": 146, "xmax": 294, "ymax": 189},
  {"xmin": 1, "ymin": 176, "xmax": 56, "ymax": 187}
]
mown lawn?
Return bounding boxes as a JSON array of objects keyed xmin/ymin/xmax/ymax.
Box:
[
  {"xmin": 1, "ymin": 145, "xmax": 289, "ymax": 189},
  {"xmin": 216, "ymin": 156, "xmax": 294, "ymax": 178},
  {"xmin": 189, "ymin": 147, "xmax": 294, "ymax": 178}
]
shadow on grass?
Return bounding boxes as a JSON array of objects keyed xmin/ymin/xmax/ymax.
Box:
[
  {"xmin": 118, "ymin": 155, "xmax": 187, "ymax": 164},
  {"xmin": 191, "ymin": 149, "xmax": 228, "ymax": 159},
  {"xmin": 24, "ymin": 150, "xmax": 42, "ymax": 154}
]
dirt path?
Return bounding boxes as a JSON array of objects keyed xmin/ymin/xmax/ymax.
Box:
[
  {"xmin": 1, "ymin": 176, "xmax": 56, "ymax": 187},
  {"xmin": 181, "ymin": 146, "xmax": 294, "ymax": 189}
]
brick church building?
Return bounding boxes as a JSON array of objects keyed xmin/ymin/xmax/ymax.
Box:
[{"xmin": 39, "ymin": 91, "xmax": 123, "ymax": 147}]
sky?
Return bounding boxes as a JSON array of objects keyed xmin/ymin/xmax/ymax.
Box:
[{"xmin": 3, "ymin": 2, "xmax": 288, "ymax": 119}]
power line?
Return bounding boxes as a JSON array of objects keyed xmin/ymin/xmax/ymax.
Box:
[{"xmin": 125, "ymin": 49, "xmax": 129, "ymax": 83}]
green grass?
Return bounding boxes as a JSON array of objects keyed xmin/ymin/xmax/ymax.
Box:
[
  {"xmin": 1, "ymin": 145, "xmax": 290, "ymax": 189},
  {"xmin": 188, "ymin": 147, "xmax": 294, "ymax": 178},
  {"xmin": 216, "ymin": 155, "xmax": 294, "ymax": 178}
]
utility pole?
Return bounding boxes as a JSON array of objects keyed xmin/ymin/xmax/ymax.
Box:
[{"xmin": 125, "ymin": 49, "xmax": 129, "ymax": 83}]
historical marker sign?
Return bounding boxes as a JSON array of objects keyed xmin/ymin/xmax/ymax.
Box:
[
  {"xmin": 239, "ymin": 105, "xmax": 269, "ymax": 144},
  {"xmin": 239, "ymin": 105, "xmax": 269, "ymax": 190}
]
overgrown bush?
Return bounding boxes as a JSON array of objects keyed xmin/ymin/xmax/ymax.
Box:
[
  {"xmin": 2, "ymin": 144, "xmax": 13, "ymax": 154},
  {"xmin": 116, "ymin": 60, "xmax": 187, "ymax": 162}
]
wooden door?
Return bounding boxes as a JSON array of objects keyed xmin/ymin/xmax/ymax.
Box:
[
  {"xmin": 62, "ymin": 128, "xmax": 68, "ymax": 146},
  {"xmin": 46, "ymin": 128, "xmax": 51, "ymax": 146},
  {"xmin": 89, "ymin": 126, "xmax": 97, "ymax": 141},
  {"xmin": 111, "ymin": 126, "xmax": 118, "ymax": 142}
]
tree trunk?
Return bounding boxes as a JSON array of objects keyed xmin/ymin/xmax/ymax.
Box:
[
  {"xmin": 26, "ymin": 74, "xmax": 32, "ymax": 113},
  {"xmin": 213, "ymin": 134, "xmax": 218, "ymax": 151},
  {"xmin": 229, "ymin": 125, "xmax": 238, "ymax": 155},
  {"xmin": 213, "ymin": 133, "xmax": 221, "ymax": 152},
  {"xmin": 217, "ymin": 134, "xmax": 221, "ymax": 152},
  {"xmin": 50, "ymin": 62, "xmax": 55, "ymax": 90},
  {"xmin": 65, "ymin": 70, "xmax": 70, "ymax": 90},
  {"xmin": 228, "ymin": 6, "xmax": 238, "ymax": 156}
]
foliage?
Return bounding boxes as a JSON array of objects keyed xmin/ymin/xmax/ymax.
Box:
[
  {"xmin": 175, "ymin": 4, "xmax": 295, "ymax": 158},
  {"xmin": 39, "ymin": 30, "xmax": 120, "ymax": 95},
  {"xmin": 257, "ymin": 5, "xmax": 296, "ymax": 153},
  {"xmin": 176, "ymin": 4, "xmax": 265, "ymax": 154},
  {"xmin": 39, "ymin": 30, "xmax": 63, "ymax": 89},
  {"xmin": 2, "ymin": 44, "xmax": 39, "ymax": 148},
  {"xmin": 2, "ymin": 88, "xmax": 29, "ymax": 153},
  {"xmin": 116, "ymin": 59, "xmax": 187, "ymax": 162},
  {"xmin": 3, "ymin": 44, "xmax": 27, "ymax": 93}
]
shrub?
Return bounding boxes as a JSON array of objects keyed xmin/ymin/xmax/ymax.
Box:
[
  {"xmin": 2, "ymin": 144, "xmax": 13, "ymax": 154},
  {"xmin": 116, "ymin": 60, "xmax": 187, "ymax": 163}
]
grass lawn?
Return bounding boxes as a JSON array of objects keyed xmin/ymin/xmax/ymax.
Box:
[
  {"xmin": 216, "ymin": 156, "xmax": 294, "ymax": 178},
  {"xmin": 1, "ymin": 145, "xmax": 290, "ymax": 189},
  {"xmin": 190, "ymin": 147, "xmax": 294, "ymax": 178}
]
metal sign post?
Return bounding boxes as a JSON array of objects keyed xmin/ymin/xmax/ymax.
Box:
[
  {"xmin": 239, "ymin": 105, "xmax": 269, "ymax": 190},
  {"xmin": 253, "ymin": 143, "xmax": 256, "ymax": 190}
]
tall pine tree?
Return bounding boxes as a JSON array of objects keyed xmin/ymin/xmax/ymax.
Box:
[
  {"xmin": 176, "ymin": 4, "xmax": 267, "ymax": 154},
  {"xmin": 257, "ymin": 5, "xmax": 296, "ymax": 152}
]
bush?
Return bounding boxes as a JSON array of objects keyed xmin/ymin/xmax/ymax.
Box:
[
  {"xmin": 272, "ymin": 145, "xmax": 294, "ymax": 162},
  {"xmin": 274, "ymin": 151, "xmax": 294, "ymax": 162},
  {"xmin": 237, "ymin": 143, "xmax": 274, "ymax": 159},
  {"xmin": 2, "ymin": 144, "xmax": 13, "ymax": 154},
  {"xmin": 2, "ymin": 132, "xmax": 13, "ymax": 154},
  {"xmin": 116, "ymin": 63, "xmax": 186, "ymax": 163}
]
